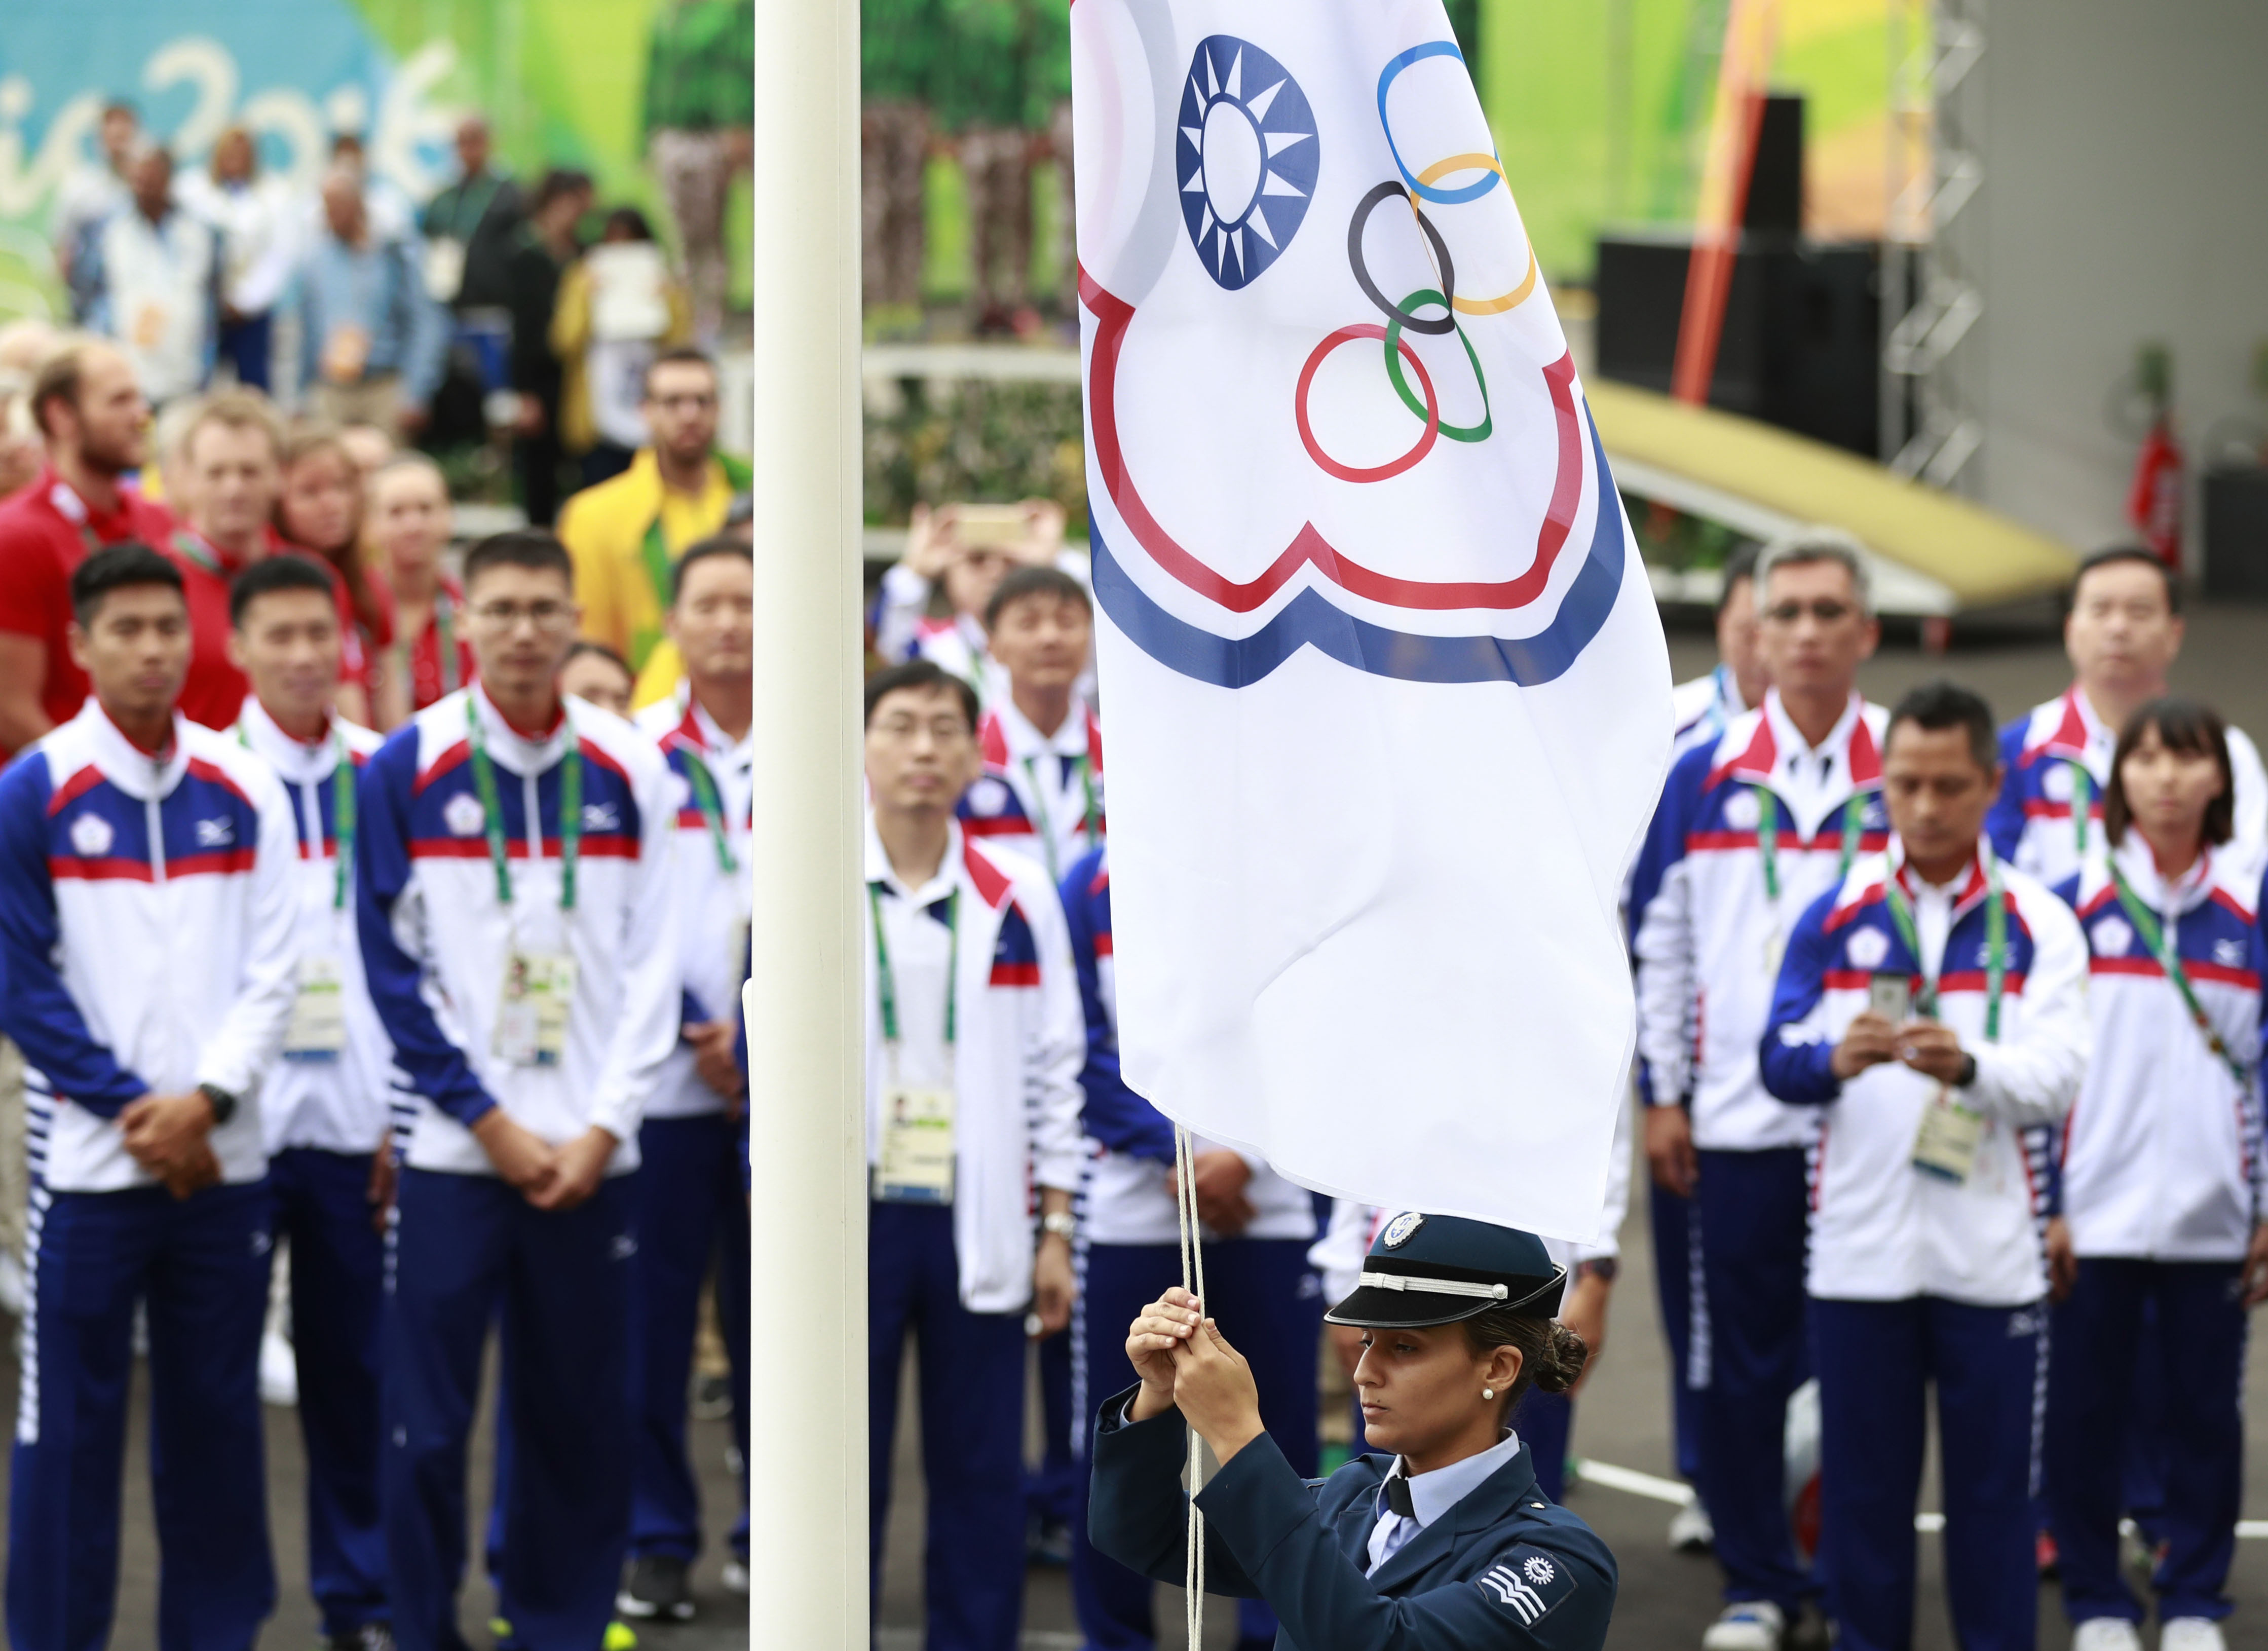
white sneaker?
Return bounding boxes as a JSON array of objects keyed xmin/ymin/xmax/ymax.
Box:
[
  {"xmin": 2158, "ymin": 1621, "xmax": 2226, "ymax": 1651},
  {"xmin": 1668, "ymin": 1497, "xmax": 1715, "ymax": 1552},
  {"xmin": 1702, "ymin": 1600, "xmax": 1785, "ymax": 1651},
  {"xmin": 2069, "ymin": 1620, "xmax": 2143, "ymax": 1651},
  {"xmin": 258, "ymin": 1329, "xmax": 298, "ymax": 1408},
  {"xmin": 720, "ymin": 1556, "xmax": 749, "ymax": 1596}
]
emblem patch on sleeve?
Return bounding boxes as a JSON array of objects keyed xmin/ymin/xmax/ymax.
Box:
[{"xmin": 1477, "ymin": 1546, "xmax": 1575, "ymax": 1625}]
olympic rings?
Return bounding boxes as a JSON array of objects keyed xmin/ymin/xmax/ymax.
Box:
[
  {"xmin": 1383, "ymin": 290, "xmax": 1492, "ymax": 444},
  {"xmin": 1297, "ymin": 322, "xmax": 1440, "ymax": 484},
  {"xmin": 1377, "ymin": 43, "xmax": 1505, "ymax": 206},
  {"xmin": 1348, "ymin": 181, "xmax": 1456, "ymax": 336},
  {"xmin": 1409, "ymin": 155, "xmax": 1540, "ymax": 316}
]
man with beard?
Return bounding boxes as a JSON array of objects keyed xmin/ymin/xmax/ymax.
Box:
[{"xmin": 0, "ymin": 341, "xmax": 173, "ymax": 758}]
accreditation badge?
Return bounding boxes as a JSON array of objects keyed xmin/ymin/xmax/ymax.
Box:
[
  {"xmin": 423, "ymin": 236, "xmax": 468, "ymax": 303},
  {"xmin": 283, "ymin": 953, "xmax": 347, "ymax": 1062},
  {"xmin": 874, "ymin": 1084, "xmax": 956, "ymax": 1205},
  {"xmin": 321, "ymin": 323, "xmax": 372, "ymax": 385},
  {"xmin": 1911, "ymin": 1090, "xmax": 1984, "ymax": 1185},
  {"xmin": 496, "ymin": 949, "xmax": 577, "ymax": 1067}
]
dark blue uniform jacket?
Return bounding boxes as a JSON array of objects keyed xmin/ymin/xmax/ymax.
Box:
[{"xmin": 1088, "ymin": 1384, "xmax": 1616, "ymax": 1650}]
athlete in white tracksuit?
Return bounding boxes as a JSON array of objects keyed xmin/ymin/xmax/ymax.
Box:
[
  {"xmin": 1762, "ymin": 684, "xmax": 2089, "ymax": 1651},
  {"xmin": 0, "ymin": 547, "xmax": 298, "ymax": 1648},
  {"xmin": 2046, "ymin": 803, "xmax": 2265, "ymax": 1643}
]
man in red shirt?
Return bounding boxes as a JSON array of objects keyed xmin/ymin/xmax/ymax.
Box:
[
  {"xmin": 167, "ymin": 391, "xmax": 374, "ymax": 730},
  {"xmin": 167, "ymin": 391, "xmax": 285, "ymax": 728},
  {"xmin": 0, "ymin": 340, "xmax": 173, "ymax": 755}
]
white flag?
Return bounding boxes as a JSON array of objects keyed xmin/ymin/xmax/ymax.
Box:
[{"xmin": 1071, "ymin": 2, "xmax": 1676, "ymax": 1241}]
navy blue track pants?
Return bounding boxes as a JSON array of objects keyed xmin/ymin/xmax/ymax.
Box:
[
  {"xmin": 2047, "ymin": 1258, "xmax": 2244, "ymax": 1627},
  {"xmin": 7, "ymin": 1180, "xmax": 275, "ymax": 1651},
  {"xmin": 1813, "ymin": 1294, "xmax": 2043, "ymax": 1651},
  {"xmin": 271, "ymin": 1147, "xmax": 389, "ymax": 1636},
  {"xmin": 626, "ymin": 1114, "xmax": 750, "ymax": 1564},
  {"xmin": 383, "ymin": 1169, "xmax": 633, "ymax": 1651}
]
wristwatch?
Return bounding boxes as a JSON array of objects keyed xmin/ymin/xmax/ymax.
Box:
[
  {"xmin": 1954, "ymin": 1053, "xmax": 1979, "ymax": 1088},
  {"xmin": 1040, "ymin": 1210, "xmax": 1077, "ymax": 1241},
  {"xmin": 1576, "ymin": 1258, "xmax": 1620, "ymax": 1284},
  {"xmin": 197, "ymin": 1082, "xmax": 240, "ymax": 1127}
]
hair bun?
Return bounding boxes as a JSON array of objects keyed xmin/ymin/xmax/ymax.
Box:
[{"xmin": 1533, "ymin": 1321, "xmax": 1590, "ymax": 1395}]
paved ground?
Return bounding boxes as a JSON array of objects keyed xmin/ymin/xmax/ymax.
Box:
[
  {"xmin": 8, "ymin": 602, "xmax": 2267, "ymax": 1648},
  {"xmin": 0, "ymin": 1342, "xmax": 751, "ymax": 1648}
]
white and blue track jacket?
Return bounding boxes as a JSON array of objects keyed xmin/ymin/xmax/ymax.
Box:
[
  {"xmin": 1986, "ymin": 686, "xmax": 2268, "ymax": 888},
  {"xmin": 1760, "ymin": 846, "xmax": 2089, "ymax": 1304},
  {"xmin": 961, "ymin": 699, "xmax": 1107, "ymax": 886},
  {"xmin": 236, "ymin": 698, "xmax": 394, "ymax": 1158},
  {"xmin": 1059, "ymin": 845, "xmax": 1313, "ymax": 1248},
  {"xmin": 2053, "ymin": 839, "xmax": 2265, "ymax": 1262},
  {"xmin": 1631, "ymin": 691, "xmax": 1891, "ymax": 1151},
  {"xmin": 356, "ymin": 687, "xmax": 681, "ymax": 1178},
  {"xmin": 1670, "ymin": 664, "xmax": 1748, "ymax": 758},
  {"xmin": 862, "ymin": 817, "xmax": 1085, "ymax": 1311},
  {"xmin": 636, "ymin": 693, "xmax": 752, "ymax": 1121},
  {"xmin": 0, "ymin": 702, "xmax": 297, "ymax": 1191}
]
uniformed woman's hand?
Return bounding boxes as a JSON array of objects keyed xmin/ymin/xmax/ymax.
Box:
[
  {"xmin": 1126, "ymin": 1287, "xmax": 1201, "ymax": 1421},
  {"xmin": 1168, "ymin": 1318, "xmax": 1265, "ymax": 1464}
]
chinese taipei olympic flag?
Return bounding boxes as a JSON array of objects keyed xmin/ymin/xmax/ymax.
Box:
[{"xmin": 1073, "ymin": 1, "xmax": 1674, "ymax": 1240}]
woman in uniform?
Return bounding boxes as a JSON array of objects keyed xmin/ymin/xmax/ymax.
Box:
[{"xmin": 1089, "ymin": 1212, "xmax": 1616, "ymax": 1649}]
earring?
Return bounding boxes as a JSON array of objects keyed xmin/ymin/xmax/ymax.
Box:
[{"xmin": 1482, "ymin": 1387, "xmax": 1495, "ymax": 1400}]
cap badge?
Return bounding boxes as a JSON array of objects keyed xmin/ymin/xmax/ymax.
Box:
[{"xmin": 1382, "ymin": 1211, "xmax": 1425, "ymax": 1248}]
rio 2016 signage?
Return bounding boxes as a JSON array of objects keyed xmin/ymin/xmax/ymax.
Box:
[{"xmin": 0, "ymin": 1, "xmax": 466, "ymax": 242}]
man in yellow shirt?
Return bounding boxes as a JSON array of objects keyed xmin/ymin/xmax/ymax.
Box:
[{"xmin": 557, "ymin": 345, "xmax": 750, "ymax": 706}]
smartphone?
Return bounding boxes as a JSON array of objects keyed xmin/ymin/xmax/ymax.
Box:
[
  {"xmin": 1868, "ymin": 971, "xmax": 1913, "ymax": 1024},
  {"xmin": 948, "ymin": 502, "xmax": 1029, "ymax": 549}
]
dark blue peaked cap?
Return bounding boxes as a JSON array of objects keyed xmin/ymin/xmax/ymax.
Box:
[{"xmin": 1323, "ymin": 1212, "xmax": 1566, "ymax": 1329}]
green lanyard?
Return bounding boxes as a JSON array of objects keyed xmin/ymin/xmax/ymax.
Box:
[
  {"xmin": 1882, "ymin": 855, "xmax": 2008, "ymax": 1038},
  {"xmin": 439, "ymin": 173, "xmax": 504, "ymax": 243},
  {"xmin": 868, "ymin": 882, "xmax": 958, "ymax": 1047},
  {"xmin": 681, "ymin": 745, "xmax": 740, "ymax": 874},
  {"xmin": 1019, "ymin": 751, "xmax": 1100, "ymax": 881},
  {"xmin": 2107, "ymin": 859, "xmax": 2252, "ymax": 1087},
  {"xmin": 1756, "ymin": 790, "xmax": 1868, "ymax": 904},
  {"xmin": 239, "ymin": 720, "xmax": 356, "ymax": 909},
  {"xmin": 465, "ymin": 698, "xmax": 582, "ymax": 911},
  {"xmin": 434, "ymin": 588, "xmax": 461, "ymax": 696},
  {"xmin": 2067, "ymin": 762, "xmax": 2094, "ymax": 857}
]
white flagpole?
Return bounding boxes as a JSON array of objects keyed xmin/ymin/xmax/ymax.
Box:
[{"xmin": 741, "ymin": 0, "xmax": 865, "ymax": 1633}]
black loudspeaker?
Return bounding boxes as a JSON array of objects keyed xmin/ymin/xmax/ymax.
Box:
[
  {"xmin": 1745, "ymin": 94, "xmax": 1804, "ymax": 235},
  {"xmin": 1594, "ymin": 233, "xmax": 1881, "ymax": 458},
  {"xmin": 2204, "ymin": 467, "xmax": 2268, "ymax": 599}
]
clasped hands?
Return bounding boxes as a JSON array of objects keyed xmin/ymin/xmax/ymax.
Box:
[
  {"xmin": 472, "ymin": 1110, "xmax": 619, "ymax": 1210},
  {"xmin": 1124, "ymin": 1286, "xmax": 1265, "ymax": 1464},
  {"xmin": 120, "ymin": 1091, "xmax": 223, "ymax": 1199},
  {"xmin": 1832, "ymin": 1011, "xmax": 1969, "ymax": 1085}
]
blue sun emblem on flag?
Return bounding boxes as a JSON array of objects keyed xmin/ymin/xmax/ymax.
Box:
[{"xmin": 1176, "ymin": 37, "xmax": 1318, "ymax": 291}]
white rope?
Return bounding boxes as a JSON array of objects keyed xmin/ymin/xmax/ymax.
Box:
[{"xmin": 1174, "ymin": 1123, "xmax": 1208, "ymax": 1651}]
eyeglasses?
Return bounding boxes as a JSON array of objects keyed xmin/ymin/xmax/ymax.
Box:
[
  {"xmin": 469, "ymin": 600, "xmax": 576, "ymax": 631},
  {"xmin": 1762, "ymin": 599, "xmax": 1857, "ymax": 625}
]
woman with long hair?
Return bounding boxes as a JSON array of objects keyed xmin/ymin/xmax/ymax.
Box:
[
  {"xmin": 364, "ymin": 453, "xmax": 474, "ymax": 729},
  {"xmin": 277, "ymin": 424, "xmax": 392, "ymax": 727}
]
